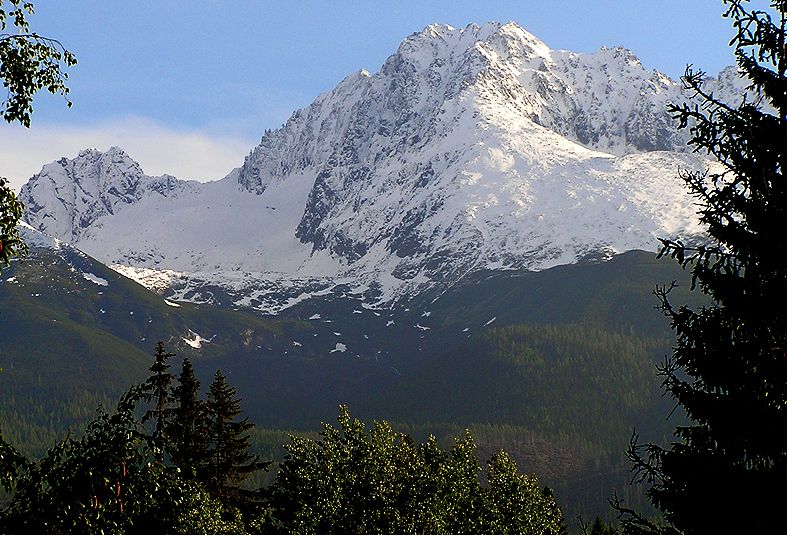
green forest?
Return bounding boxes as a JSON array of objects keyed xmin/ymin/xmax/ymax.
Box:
[
  {"xmin": 1, "ymin": 346, "xmax": 567, "ymax": 534},
  {"xmin": 0, "ymin": 247, "xmax": 692, "ymax": 522}
]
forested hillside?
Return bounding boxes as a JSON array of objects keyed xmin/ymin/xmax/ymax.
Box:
[{"xmin": 1, "ymin": 248, "xmax": 700, "ymax": 519}]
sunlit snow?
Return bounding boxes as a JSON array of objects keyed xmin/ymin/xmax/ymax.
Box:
[
  {"xmin": 82, "ymin": 272, "xmax": 108, "ymax": 286},
  {"xmin": 181, "ymin": 329, "xmax": 213, "ymax": 349},
  {"xmin": 18, "ymin": 22, "xmax": 739, "ymax": 315}
]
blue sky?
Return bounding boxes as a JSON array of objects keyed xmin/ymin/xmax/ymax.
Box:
[{"xmin": 1, "ymin": 1, "xmax": 740, "ymax": 189}]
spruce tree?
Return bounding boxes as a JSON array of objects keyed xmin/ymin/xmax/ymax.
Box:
[
  {"xmin": 619, "ymin": 2, "xmax": 786, "ymax": 533},
  {"xmin": 142, "ymin": 341, "xmax": 175, "ymax": 459},
  {"xmin": 204, "ymin": 369, "xmax": 266, "ymax": 502},
  {"xmin": 168, "ymin": 357, "xmax": 209, "ymax": 478}
]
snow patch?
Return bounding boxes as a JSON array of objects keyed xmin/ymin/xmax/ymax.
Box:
[
  {"xmin": 82, "ymin": 272, "xmax": 108, "ymax": 286},
  {"xmin": 182, "ymin": 329, "xmax": 213, "ymax": 349},
  {"xmin": 111, "ymin": 264, "xmax": 185, "ymax": 292}
]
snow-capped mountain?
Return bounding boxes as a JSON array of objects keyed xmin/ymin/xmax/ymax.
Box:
[
  {"xmin": 20, "ymin": 22, "xmax": 741, "ymax": 312},
  {"xmin": 21, "ymin": 147, "xmax": 192, "ymax": 244}
]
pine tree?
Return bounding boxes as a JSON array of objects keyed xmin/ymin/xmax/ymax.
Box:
[
  {"xmin": 167, "ymin": 357, "xmax": 209, "ymax": 478},
  {"xmin": 618, "ymin": 2, "xmax": 787, "ymax": 533},
  {"xmin": 142, "ymin": 341, "xmax": 175, "ymax": 459},
  {"xmin": 204, "ymin": 369, "xmax": 266, "ymax": 502}
]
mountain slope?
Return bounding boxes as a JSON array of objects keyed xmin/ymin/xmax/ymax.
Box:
[
  {"xmin": 0, "ymin": 225, "xmax": 317, "ymax": 451},
  {"xmin": 2, "ymin": 225, "xmax": 699, "ymax": 518},
  {"xmin": 18, "ymin": 21, "xmax": 736, "ymax": 311}
]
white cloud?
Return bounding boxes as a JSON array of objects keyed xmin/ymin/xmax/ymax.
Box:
[{"xmin": 0, "ymin": 116, "xmax": 257, "ymax": 191}]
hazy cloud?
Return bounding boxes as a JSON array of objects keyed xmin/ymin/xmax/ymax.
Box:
[{"xmin": 0, "ymin": 116, "xmax": 256, "ymax": 191}]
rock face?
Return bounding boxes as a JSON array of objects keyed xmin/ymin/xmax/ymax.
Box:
[{"xmin": 19, "ymin": 22, "xmax": 746, "ymax": 312}]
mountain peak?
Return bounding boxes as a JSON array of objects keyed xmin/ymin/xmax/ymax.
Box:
[
  {"xmin": 419, "ymin": 22, "xmax": 456, "ymax": 36},
  {"xmin": 397, "ymin": 21, "xmax": 550, "ymax": 64},
  {"xmin": 21, "ymin": 148, "xmax": 188, "ymax": 243},
  {"xmin": 497, "ymin": 20, "xmax": 550, "ymax": 47},
  {"xmin": 105, "ymin": 145, "xmax": 130, "ymax": 157},
  {"xmin": 73, "ymin": 145, "xmax": 132, "ymax": 160},
  {"xmin": 595, "ymin": 45, "xmax": 642, "ymax": 66},
  {"xmin": 19, "ymin": 21, "xmax": 725, "ymax": 311}
]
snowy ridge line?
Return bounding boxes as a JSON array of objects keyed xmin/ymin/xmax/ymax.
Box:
[{"xmin": 18, "ymin": 21, "xmax": 743, "ymax": 312}]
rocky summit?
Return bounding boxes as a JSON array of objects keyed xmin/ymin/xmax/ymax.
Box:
[{"xmin": 20, "ymin": 22, "xmax": 744, "ymax": 313}]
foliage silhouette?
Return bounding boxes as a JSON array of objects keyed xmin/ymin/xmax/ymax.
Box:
[
  {"xmin": 1, "ymin": 0, "xmax": 75, "ymax": 271},
  {"xmin": 0, "ymin": 0, "xmax": 76, "ymax": 127},
  {"xmin": 617, "ymin": 2, "xmax": 787, "ymax": 533}
]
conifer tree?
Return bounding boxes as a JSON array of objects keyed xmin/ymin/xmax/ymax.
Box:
[
  {"xmin": 618, "ymin": 2, "xmax": 787, "ymax": 533},
  {"xmin": 1, "ymin": 386, "xmax": 248, "ymax": 535},
  {"xmin": 142, "ymin": 341, "xmax": 175, "ymax": 459},
  {"xmin": 204, "ymin": 369, "xmax": 266, "ymax": 502},
  {"xmin": 168, "ymin": 357, "xmax": 209, "ymax": 477}
]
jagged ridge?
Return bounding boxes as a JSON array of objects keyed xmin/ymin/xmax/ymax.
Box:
[{"xmin": 19, "ymin": 21, "xmax": 744, "ymax": 312}]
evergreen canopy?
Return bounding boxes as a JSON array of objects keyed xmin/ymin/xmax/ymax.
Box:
[{"xmin": 619, "ymin": 2, "xmax": 787, "ymax": 533}]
